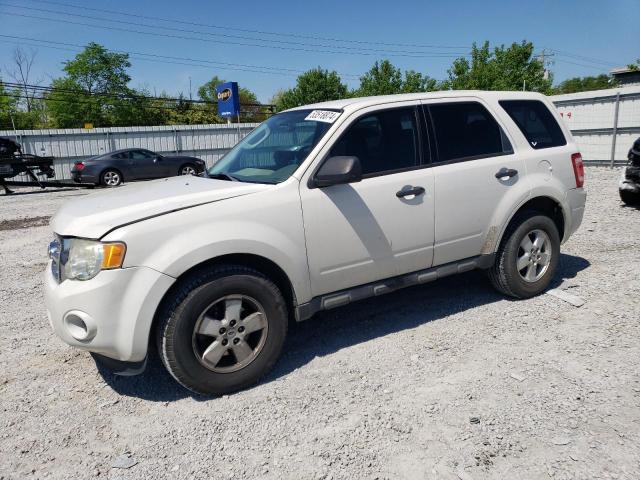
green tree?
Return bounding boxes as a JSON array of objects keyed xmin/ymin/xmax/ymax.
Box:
[
  {"xmin": 355, "ymin": 60, "xmax": 439, "ymax": 96},
  {"xmin": 402, "ymin": 70, "xmax": 439, "ymax": 93},
  {"xmin": 554, "ymin": 74, "xmax": 616, "ymax": 94},
  {"xmin": 445, "ymin": 41, "xmax": 552, "ymax": 93},
  {"xmin": 0, "ymin": 79, "xmax": 17, "ymax": 129},
  {"xmin": 274, "ymin": 68, "xmax": 348, "ymax": 111},
  {"xmin": 45, "ymin": 42, "xmax": 136, "ymax": 128},
  {"xmin": 358, "ymin": 60, "xmax": 403, "ymax": 96}
]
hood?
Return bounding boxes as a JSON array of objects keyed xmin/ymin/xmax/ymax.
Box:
[{"xmin": 51, "ymin": 176, "xmax": 269, "ymax": 238}]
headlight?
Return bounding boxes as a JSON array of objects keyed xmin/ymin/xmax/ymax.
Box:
[{"xmin": 50, "ymin": 238, "xmax": 126, "ymax": 281}]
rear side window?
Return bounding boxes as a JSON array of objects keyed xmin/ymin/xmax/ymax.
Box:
[
  {"xmin": 112, "ymin": 152, "xmax": 128, "ymax": 159},
  {"xmin": 330, "ymin": 107, "xmax": 419, "ymax": 176},
  {"xmin": 499, "ymin": 100, "xmax": 566, "ymax": 149},
  {"xmin": 428, "ymin": 102, "xmax": 513, "ymax": 163},
  {"xmin": 130, "ymin": 150, "xmax": 153, "ymax": 160}
]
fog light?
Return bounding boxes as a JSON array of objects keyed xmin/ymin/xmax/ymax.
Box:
[{"xmin": 64, "ymin": 311, "xmax": 97, "ymax": 341}]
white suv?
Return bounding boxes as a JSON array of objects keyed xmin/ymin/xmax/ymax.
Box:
[{"xmin": 44, "ymin": 91, "xmax": 586, "ymax": 395}]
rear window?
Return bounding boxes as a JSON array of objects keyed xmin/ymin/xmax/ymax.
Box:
[
  {"xmin": 499, "ymin": 100, "xmax": 566, "ymax": 150},
  {"xmin": 428, "ymin": 102, "xmax": 513, "ymax": 163}
]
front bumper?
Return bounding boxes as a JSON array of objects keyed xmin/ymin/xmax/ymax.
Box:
[{"xmin": 44, "ymin": 264, "xmax": 174, "ymax": 362}]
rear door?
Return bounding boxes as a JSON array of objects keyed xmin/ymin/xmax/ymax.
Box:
[
  {"xmin": 300, "ymin": 104, "xmax": 436, "ymax": 297},
  {"xmin": 423, "ymin": 99, "xmax": 524, "ymax": 266}
]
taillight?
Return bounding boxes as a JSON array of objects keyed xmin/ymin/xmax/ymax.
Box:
[
  {"xmin": 571, "ymin": 153, "xmax": 584, "ymax": 188},
  {"xmin": 74, "ymin": 162, "xmax": 85, "ymax": 172}
]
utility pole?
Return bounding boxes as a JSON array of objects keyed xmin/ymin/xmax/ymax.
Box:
[
  {"xmin": 189, "ymin": 76, "xmax": 192, "ymax": 101},
  {"xmin": 537, "ymin": 49, "xmax": 555, "ymax": 81}
]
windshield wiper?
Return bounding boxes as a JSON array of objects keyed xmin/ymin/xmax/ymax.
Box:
[{"xmin": 208, "ymin": 172, "xmax": 240, "ymax": 182}]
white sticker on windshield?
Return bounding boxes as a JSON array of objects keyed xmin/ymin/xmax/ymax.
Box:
[{"xmin": 305, "ymin": 110, "xmax": 340, "ymax": 123}]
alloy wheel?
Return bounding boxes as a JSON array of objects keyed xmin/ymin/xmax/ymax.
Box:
[
  {"xmin": 517, "ymin": 229, "xmax": 552, "ymax": 283},
  {"xmin": 192, "ymin": 295, "xmax": 268, "ymax": 373},
  {"xmin": 103, "ymin": 171, "xmax": 121, "ymax": 186}
]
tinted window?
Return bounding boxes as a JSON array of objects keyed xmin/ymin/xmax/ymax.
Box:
[
  {"xmin": 112, "ymin": 152, "xmax": 129, "ymax": 159},
  {"xmin": 428, "ymin": 102, "xmax": 512, "ymax": 162},
  {"xmin": 130, "ymin": 150, "xmax": 153, "ymax": 160},
  {"xmin": 330, "ymin": 107, "xmax": 419, "ymax": 176},
  {"xmin": 500, "ymin": 100, "xmax": 566, "ymax": 149}
]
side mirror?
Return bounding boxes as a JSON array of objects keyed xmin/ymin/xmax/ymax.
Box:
[{"xmin": 312, "ymin": 156, "xmax": 362, "ymax": 188}]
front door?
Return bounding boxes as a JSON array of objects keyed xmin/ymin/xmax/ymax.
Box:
[
  {"xmin": 423, "ymin": 99, "xmax": 525, "ymax": 266},
  {"xmin": 130, "ymin": 150, "xmax": 163, "ymax": 178},
  {"xmin": 300, "ymin": 105, "xmax": 435, "ymax": 297}
]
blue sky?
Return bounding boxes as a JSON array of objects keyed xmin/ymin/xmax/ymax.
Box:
[{"xmin": 0, "ymin": 0, "xmax": 638, "ymax": 102}]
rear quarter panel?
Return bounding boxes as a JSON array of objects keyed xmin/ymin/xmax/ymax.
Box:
[{"xmin": 479, "ymin": 94, "xmax": 580, "ymax": 252}]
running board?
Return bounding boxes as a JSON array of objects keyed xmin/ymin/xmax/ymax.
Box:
[{"xmin": 295, "ymin": 254, "xmax": 495, "ymax": 321}]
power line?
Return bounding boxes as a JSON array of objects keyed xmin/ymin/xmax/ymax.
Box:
[
  {"xmin": 0, "ymin": 81, "xmax": 275, "ymax": 109},
  {"xmin": 0, "ymin": 34, "xmax": 362, "ymax": 79},
  {"xmin": 3, "ymin": 92, "xmax": 274, "ymax": 118},
  {"xmin": 2, "ymin": 7, "xmax": 470, "ymax": 59},
  {"xmin": 21, "ymin": 0, "xmax": 470, "ymax": 50},
  {"xmin": 0, "ymin": 2, "xmax": 470, "ymax": 57},
  {"xmin": 19, "ymin": 0, "xmax": 619, "ymax": 71},
  {"xmin": 544, "ymin": 48, "xmax": 619, "ymax": 68},
  {"xmin": 552, "ymin": 58, "xmax": 609, "ymax": 72}
]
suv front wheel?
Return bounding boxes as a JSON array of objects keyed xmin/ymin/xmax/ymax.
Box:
[
  {"xmin": 156, "ymin": 265, "xmax": 288, "ymax": 396},
  {"xmin": 489, "ymin": 211, "xmax": 560, "ymax": 298}
]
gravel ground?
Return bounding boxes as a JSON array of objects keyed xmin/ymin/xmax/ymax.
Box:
[{"xmin": 0, "ymin": 168, "xmax": 639, "ymax": 480}]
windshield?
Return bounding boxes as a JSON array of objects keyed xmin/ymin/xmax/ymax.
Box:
[{"xmin": 208, "ymin": 109, "xmax": 340, "ymax": 184}]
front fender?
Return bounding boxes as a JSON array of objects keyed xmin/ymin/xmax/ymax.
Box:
[
  {"xmin": 151, "ymin": 221, "xmax": 309, "ymax": 302},
  {"xmin": 103, "ymin": 187, "xmax": 311, "ymax": 303}
]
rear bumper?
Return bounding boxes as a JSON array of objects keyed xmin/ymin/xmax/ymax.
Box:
[
  {"xmin": 71, "ymin": 172, "xmax": 99, "ymax": 184},
  {"xmin": 565, "ymin": 187, "xmax": 586, "ymax": 240}
]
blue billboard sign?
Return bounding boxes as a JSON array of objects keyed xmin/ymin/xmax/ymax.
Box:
[{"xmin": 216, "ymin": 82, "xmax": 240, "ymax": 119}]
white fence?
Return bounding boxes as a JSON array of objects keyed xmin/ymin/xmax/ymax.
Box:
[
  {"xmin": 551, "ymin": 85, "xmax": 640, "ymax": 165},
  {"xmin": 0, "ymin": 123, "xmax": 259, "ymax": 180},
  {"xmin": 2, "ymin": 87, "xmax": 639, "ymax": 182}
]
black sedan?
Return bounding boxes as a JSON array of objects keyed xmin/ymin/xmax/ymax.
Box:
[{"xmin": 71, "ymin": 148, "xmax": 206, "ymax": 186}]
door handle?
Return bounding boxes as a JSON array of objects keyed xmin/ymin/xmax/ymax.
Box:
[
  {"xmin": 396, "ymin": 186, "xmax": 425, "ymax": 198},
  {"xmin": 495, "ymin": 167, "xmax": 518, "ymax": 180}
]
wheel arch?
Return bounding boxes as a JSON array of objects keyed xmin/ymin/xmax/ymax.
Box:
[
  {"xmin": 149, "ymin": 253, "xmax": 297, "ymax": 350},
  {"xmin": 493, "ymin": 195, "xmax": 566, "ymax": 254}
]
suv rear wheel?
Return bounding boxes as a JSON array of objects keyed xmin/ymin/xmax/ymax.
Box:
[
  {"xmin": 489, "ymin": 211, "xmax": 560, "ymax": 298},
  {"xmin": 156, "ymin": 265, "xmax": 288, "ymax": 396}
]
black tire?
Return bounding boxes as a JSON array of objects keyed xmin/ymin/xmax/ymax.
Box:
[
  {"xmin": 488, "ymin": 211, "xmax": 560, "ymax": 298},
  {"xmin": 179, "ymin": 163, "xmax": 197, "ymax": 176},
  {"xmin": 619, "ymin": 188, "xmax": 640, "ymax": 206},
  {"xmin": 155, "ymin": 265, "xmax": 288, "ymax": 396},
  {"xmin": 100, "ymin": 169, "xmax": 123, "ymax": 187}
]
